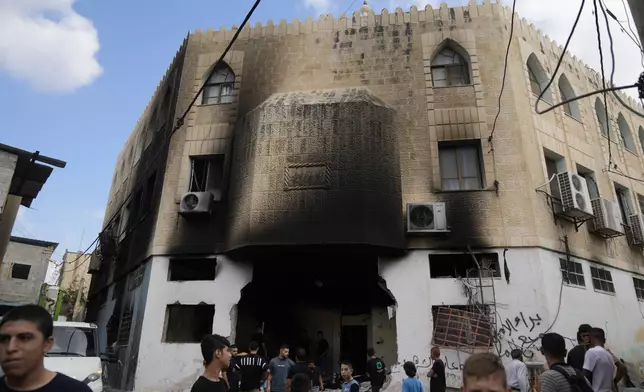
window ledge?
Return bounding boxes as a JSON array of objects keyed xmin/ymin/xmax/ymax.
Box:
[
  {"xmin": 563, "ymin": 282, "xmax": 587, "ymax": 290},
  {"xmin": 563, "ymin": 112, "xmax": 582, "ymax": 123},
  {"xmin": 198, "ymin": 102, "xmax": 235, "ymax": 108},
  {"xmin": 593, "ymin": 289, "xmax": 616, "ymax": 296},
  {"xmin": 531, "ymin": 93, "xmax": 553, "ymax": 106},
  {"xmin": 601, "ymin": 134, "xmax": 618, "ymax": 144},
  {"xmin": 625, "ymin": 148, "xmax": 638, "ymax": 157},
  {"xmin": 434, "ymin": 187, "xmax": 496, "ymax": 194},
  {"xmin": 432, "ymin": 84, "xmax": 474, "ymax": 89}
]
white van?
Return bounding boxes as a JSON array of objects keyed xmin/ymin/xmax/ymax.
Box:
[{"xmin": 0, "ymin": 320, "xmax": 103, "ymax": 392}]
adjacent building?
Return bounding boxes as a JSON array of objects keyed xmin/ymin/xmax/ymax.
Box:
[
  {"xmin": 86, "ymin": 1, "xmax": 644, "ymax": 391},
  {"xmin": 57, "ymin": 250, "xmax": 93, "ymax": 321},
  {"xmin": 0, "ymin": 236, "xmax": 58, "ymax": 315}
]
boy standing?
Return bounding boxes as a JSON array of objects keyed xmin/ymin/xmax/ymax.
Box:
[
  {"xmin": 191, "ymin": 334, "xmax": 232, "ymax": 392},
  {"xmin": 428, "ymin": 346, "xmax": 446, "ymax": 392},
  {"xmin": 340, "ymin": 360, "xmax": 360, "ymax": 392},
  {"xmin": 366, "ymin": 348, "xmax": 386, "ymax": 392}
]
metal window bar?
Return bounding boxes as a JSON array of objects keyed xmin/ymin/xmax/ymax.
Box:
[{"xmin": 432, "ymin": 306, "xmax": 494, "ymax": 351}]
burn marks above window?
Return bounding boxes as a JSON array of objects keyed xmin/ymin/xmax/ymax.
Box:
[
  {"xmin": 429, "ymin": 252, "xmax": 500, "ymax": 279},
  {"xmin": 168, "ymin": 258, "xmax": 217, "ymax": 281}
]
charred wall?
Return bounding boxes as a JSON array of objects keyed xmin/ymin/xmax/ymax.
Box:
[{"xmin": 226, "ymin": 88, "xmax": 405, "ymax": 251}]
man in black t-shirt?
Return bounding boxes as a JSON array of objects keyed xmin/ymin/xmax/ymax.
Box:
[
  {"xmin": 307, "ymin": 359, "xmax": 324, "ymax": 392},
  {"xmin": 365, "ymin": 348, "xmax": 386, "ymax": 392},
  {"xmin": 236, "ymin": 341, "xmax": 268, "ymax": 392},
  {"xmin": 226, "ymin": 345, "xmax": 241, "ymax": 392},
  {"xmin": 427, "ymin": 346, "xmax": 446, "ymax": 392},
  {"xmin": 567, "ymin": 324, "xmax": 592, "ymax": 371},
  {"xmin": 314, "ymin": 332, "xmax": 329, "ymax": 371},
  {"xmin": 287, "ymin": 349, "xmax": 310, "ymax": 392},
  {"xmin": 251, "ymin": 325, "xmax": 267, "ymax": 358},
  {"xmin": 0, "ymin": 305, "xmax": 91, "ymax": 392},
  {"xmin": 191, "ymin": 334, "xmax": 232, "ymax": 392}
]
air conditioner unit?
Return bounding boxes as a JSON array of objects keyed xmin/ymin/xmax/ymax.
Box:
[
  {"xmin": 88, "ymin": 253, "xmax": 101, "ymax": 273},
  {"xmin": 406, "ymin": 203, "xmax": 448, "ymax": 233},
  {"xmin": 179, "ymin": 192, "xmax": 214, "ymax": 215},
  {"xmin": 589, "ymin": 198, "xmax": 624, "ymax": 237},
  {"xmin": 628, "ymin": 214, "xmax": 644, "ymax": 247},
  {"xmin": 556, "ymin": 172, "xmax": 593, "ymax": 219}
]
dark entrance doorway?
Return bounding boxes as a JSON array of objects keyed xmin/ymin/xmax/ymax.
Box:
[{"xmin": 341, "ymin": 325, "xmax": 368, "ymax": 376}]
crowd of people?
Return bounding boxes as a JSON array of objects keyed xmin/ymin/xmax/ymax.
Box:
[{"xmin": 0, "ymin": 303, "xmax": 640, "ymax": 392}]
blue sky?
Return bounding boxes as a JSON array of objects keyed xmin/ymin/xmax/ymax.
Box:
[{"xmin": 0, "ymin": 0, "xmax": 640, "ymax": 274}]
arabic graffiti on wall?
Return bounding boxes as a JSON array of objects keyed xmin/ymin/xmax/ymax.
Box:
[{"xmin": 494, "ymin": 312, "xmax": 544, "ymax": 360}]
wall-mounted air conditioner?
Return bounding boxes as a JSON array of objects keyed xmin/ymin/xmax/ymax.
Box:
[
  {"xmin": 628, "ymin": 214, "xmax": 644, "ymax": 247},
  {"xmin": 406, "ymin": 203, "xmax": 448, "ymax": 233},
  {"xmin": 179, "ymin": 192, "xmax": 214, "ymax": 216},
  {"xmin": 589, "ymin": 198, "xmax": 624, "ymax": 238},
  {"xmin": 556, "ymin": 172, "xmax": 593, "ymax": 219}
]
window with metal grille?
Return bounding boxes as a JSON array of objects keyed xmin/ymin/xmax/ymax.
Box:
[
  {"xmin": 438, "ymin": 141, "xmax": 484, "ymax": 191},
  {"xmin": 431, "ymin": 47, "xmax": 470, "ymax": 87},
  {"xmin": 117, "ymin": 309, "xmax": 133, "ymax": 346},
  {"xmin": 590, "ymin": 266, "xmax": 615, "ymax": 294},
  {"xmin": 560, "ymin": 259, "xmax": 585, "ymax": 287},
  {"xmin": 633, "ymin": 277, "xmax": 644, "ymax": 300},
  {"xmin": 202, "ymin": 63, "xmax": 235, "ymax": 105},
  {"xmin": 431, "ymin": 305, "xmax": 492, "ymax": 350}
]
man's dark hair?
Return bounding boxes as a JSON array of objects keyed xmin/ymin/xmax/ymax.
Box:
[
  {"xmin": 201, "ymin": 334, "xmax": 231, "ymax": 365},
  {"xmin": 230, "ymin": 344, "xmax": 237, "ymax": 349},
  {"xmin": 291, "ymin": 373, "xmax": 312, "ymax": 392},
  {"xmin": 510, "ymin": 349, "xmax": 523, "ymax": 360},
  {"xmin": 367, "ymin": 348, "xmax": 375, "ymax": 357},
  {"xmin": 577, "ymin": 324, "xmax": 592, "ymax": 343},
  {"xmin": 280, "ymin": 343, "xmax": 290, "ymax": 350},
  {"xmin": 589, "ymin": 328, "xmax": 606, "ymax": 344},
  {"xmin": 0, "ymin": 304, "xmax": 53, "ymax": 339},
  {"xmin": 341, "ymin": 359, "xmax": 353, "ymax": 368},
  {"xmin": 249, "ymin": 341, "xmax": 260, "ymax": 351},
  {"xmin": 541, "ymin": 333, "xmax": 567, "ymax": 359},
  {"xmin": 403, "ymin": 361, "xmax": 417, "ymax": 378},
  {"xmin": 296, "ymin": 348, "xmax": 307, "ymax": 362},
  {"xmin": 317, "ymin": 330, "xmax": 323, "ymax": 336}
]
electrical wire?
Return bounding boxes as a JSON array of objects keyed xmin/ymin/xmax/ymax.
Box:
[
  {"xmin": 536, "ymin": 83, "xmax": 638, "ymax": 115},
  {"xmin": 488, "ymin": 0, "xmax": 517, "ymax": 141},
  {"xmin": 534, "ymin": 0, "xmax": 586, "ymax": 115},
  {"xmin": 59, "ymin": 0, "xmax": 264, "ymax": 273},
  {"xmin": 595, "ymin": 0, "xmax": 614, "ymax": 164}
]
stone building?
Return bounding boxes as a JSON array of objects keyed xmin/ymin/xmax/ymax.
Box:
[
  {"xmin": 58, "ymin": 250, "xmax": 93, "ymax": 321},
  {"xmin": 86, "ymin": 1, "xmax": 644, "ymax": 391},
  {"xmin": 0, "ymin": 236, "xmax": 58, "ymax": 315}
]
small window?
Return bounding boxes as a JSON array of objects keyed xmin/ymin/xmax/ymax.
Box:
[
  {"xmin": 577, "ymin": 166, "xmax": 599, "ymax": 200},
  {"xmin": 633, "ymin": 277, "xmax": 644, "ymax": 301},
  {"xmin": 560, "ymin": 259, "xmax": 585, "ymax": 287},
  {"xmin": 527, "ymin": 54, "xmax": 552, "ymax": 103},
  {"xmin": 429, "ymin": 253, "xmax": 500, "ymax": 278},
  {"xmin": 615, "ymin": 184, "xmax": 633, "ymax": 225},
  {"xmin": 590, "ymin": 266, "xmax": 615, "ymax": 294},
  {"xmin": 528, "ymin": 66, "xmax": 541, "ymax": 97},
  {"xmin": 438, "ymin": 141, "xmax": 484, "ymax": 191},
  {"xmin": 595, "ymin": 98, "xmax": 609, "ymax": 137},
  {"xmin": 202, "ymin": 63, "xmax": 235, "ymax": 105},
  {"xmin": 163, "ymin": 304, "xmax": 215, "ymax": 343},
  {"xmin": 617, "ymin": 113, "xmax": 637, "ymax": 153},
  {"xmin": 189, "ymin": 155, "xmax": 225, "ymax": 194},
  {"xmin": 558, "ymin": 74, "xmax": 580, "ymax": 120},
  {"xmin": 431, "ymin": 46, "xmax": 470, "ymax": 87},
  {"xmin": 168, "ymin": 259, "xmax": 217, "ymax": 281},
  {"xmin": 11, "ymin": 264, "xmax": 30, "ymax": 280}
]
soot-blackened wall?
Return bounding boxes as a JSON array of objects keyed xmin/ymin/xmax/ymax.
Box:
[{"xmin": 226, "ymin": 88, "xmax": 404, "ymax": 250}]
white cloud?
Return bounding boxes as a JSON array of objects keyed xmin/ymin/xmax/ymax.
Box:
[
  {"xmin": 0, "ymin": 0, "xmax": 102, "ymax": 92},
  {"xmin": 304, "ymin": 0, "xmax": 334, "ymax": 15}
]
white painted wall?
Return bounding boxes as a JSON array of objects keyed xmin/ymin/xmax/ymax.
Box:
[
  {"xmin": 380, "ymin": 247, "xmax": 644, "ymax": 391},
  {"xmin": 135, "ymin": 255, "xmax": 252, "ymax": 392}
]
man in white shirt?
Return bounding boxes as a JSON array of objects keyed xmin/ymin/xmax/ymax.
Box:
[
  {"xmin": 505, "ymin": 349, "xmax": 530, "ymax": 392},
  {"xmin": 583, "ymin": 328, "xmax": 616, "ymax": 392}
]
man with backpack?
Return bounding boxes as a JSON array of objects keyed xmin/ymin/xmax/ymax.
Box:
[{"xmin": 539, "ymin": 333, "xmax": 593, "ymax": 392}]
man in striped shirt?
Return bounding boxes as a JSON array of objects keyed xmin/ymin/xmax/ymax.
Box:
[
  {"xmin": 236, "ymin": 341, "xmax": 268, "ymax": 392},
  {"xmin": 539, "ymin": 333, "xmax": 592, "ymax": 392}
]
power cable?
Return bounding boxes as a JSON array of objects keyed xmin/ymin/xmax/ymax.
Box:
[
  {"xmin": 58, "ymin": 0, "xmax": 264, "ymax": 272},
  {"xmin": 488, "ymin": 0, "xmax": 517, "ymax": 141},
  {"xmin": 595, "ymin": 0, "xmax": 614, "ymax": 164}
]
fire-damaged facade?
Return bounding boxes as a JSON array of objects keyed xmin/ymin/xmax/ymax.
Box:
[{"xmin": 87, "ymin": 1, "xmax": 644, "ymax": 391}]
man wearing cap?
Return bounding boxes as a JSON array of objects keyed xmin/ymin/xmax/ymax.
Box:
[{"xmin": 567, "ymin": 324, "xmax": 592, "ymax": 371}]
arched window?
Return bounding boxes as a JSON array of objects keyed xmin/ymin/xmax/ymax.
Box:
[
  {"xmin": 595, "ymin": 98, "xmax": 609, "ymax": 136},
  {"xmin": 526, "ymin": 54, "xmax": 552, "ymax": 103},
  {"xmin": 202, "ymin": 63, "xmax": 235, "ymax": 105},
  {"xmin": 431, "ymin": 42, "xmax": 470, "ymax": 87},
  {"xmin": 638, "ymin": 126, "xmax": 644, "ymax": 153},
  {"xmin": 558, "ymin": 74, "xmax": 580, "ymax": 119},
  {"xmin": 617, "ymin": 113, "xmax": 636, "ymax": 152}
]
